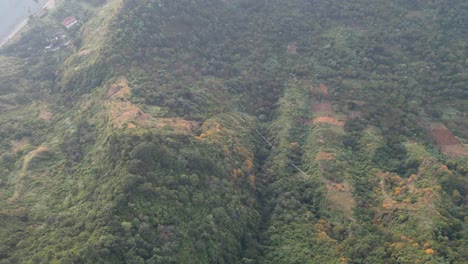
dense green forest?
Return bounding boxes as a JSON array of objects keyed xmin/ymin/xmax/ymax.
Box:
[{"xmin": 0, "ymin": 0, "xmax": 466, "ymax": 263}]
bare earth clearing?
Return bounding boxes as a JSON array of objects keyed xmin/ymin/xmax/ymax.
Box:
[
  {"xmin": 106, "ymin": 77, "xmax": 199, "ymax": 132},
  {"xmin": 427, "ymin": 122, "xmax": 468, "ymax": 157},
  {"xmin": 306, "ymin": 81, "xmax": 354, "ymax": 217}
]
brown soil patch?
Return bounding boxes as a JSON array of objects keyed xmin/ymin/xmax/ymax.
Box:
[
  {"xmin": 106, "ymin": 77, "xmax": 148, "ymax": 128},
  {"xmin": 30, "ymin": 146, "xmax": 49, "ymax": 155},
  {"xmin": 105, "ymin": 76, "xmax": 130, "ymax": 100},
  {"xmin": 287, "ymin": 42, "xmax": 297, "ymax": 54},
  {"xmin": 110, "ymin": 102, "xmax": 199, "ymax": 132},
  {"xmin": 429, "ymin": 123, "xmax": 459, "ymax": 146},
  {"xmin": 313, "ymin": 116, "xmax": 344, "ymax": 127},
  {"xmin": 106, "ymin": 76, "xmax": 199, "ymax": 133},
  {"xmin": 311, "ymin": 102, "xmax": 332, "ymax": 113},
  {"xmin": 109, "ymin": 100, "xmax": 150, "ymax": 128},
  {"xmin": 11, "ymin": 138, "xmax": 29, "ymax": 153},
  {"xmin": 428, "ymin": 122, "xmax": 468, "ymax": 157},
  {"xmin": 315, "ymin": 151, "xmax": 336, "ymax": 161},
  {"xmin": 326, "ymin": 181, "xmax": 351, "ymax": 192},
  {"xmin": 318, "ymin": 83, "xmax": 329, "ymax": 95},
  {"xmin": 440, "ymin": 145, "xmax": 468, "ymax": 158},
  {"xmin": 309, "ymin": 83, "xmax": 331, "ymax": 102},
  {"xmin": 310, "ymin": 83, "xmax": 330, "ymax": 98},
  {"xmin": 38, "ymin": 110, "xmax": 52, "ymax": 120},
  {"xmin": 78, "ymin": 49, "xmax": 90, "ymax": 56},
  {"xmin": 155, "ymin": 118, "xmax": 200, "ymax": 133}
]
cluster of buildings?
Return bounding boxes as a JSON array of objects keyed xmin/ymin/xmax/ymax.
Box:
[{"xmin": 44, "ymin": 16, "xmax": 78, "ymax": 50}]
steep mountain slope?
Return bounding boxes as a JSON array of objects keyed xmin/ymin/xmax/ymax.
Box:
[{"xmin": 0, "ymin": 0, "xmax": 466, "ymax": 263}]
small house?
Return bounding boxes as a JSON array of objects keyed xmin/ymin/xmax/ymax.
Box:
[{"xmin": 62, "ymin": 16, "xmax": 78, "ymax": 29}]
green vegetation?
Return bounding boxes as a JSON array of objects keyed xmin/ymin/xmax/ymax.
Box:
[{"xmin": 0, "ymin": 0, "xmax": 466, "ymax": 263}]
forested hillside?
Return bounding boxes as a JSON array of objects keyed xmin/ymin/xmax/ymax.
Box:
[{"xmin": 0, "ymin": 0, "xmax": 466, "ymax": 263}]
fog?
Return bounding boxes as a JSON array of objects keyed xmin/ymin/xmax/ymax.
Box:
[{"xmin": 0, "ymin": 0, "xmax": 46, "ymax": 40}]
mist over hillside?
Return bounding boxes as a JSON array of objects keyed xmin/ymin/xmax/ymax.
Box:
[{"xmin": 0, "ymin": 0, "xmax": 466, "ymax": 263}]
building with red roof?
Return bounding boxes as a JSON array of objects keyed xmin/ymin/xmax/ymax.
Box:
[{"xmin": 62, "ymin": 16, "xmax": 78, "ymax": 29}]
